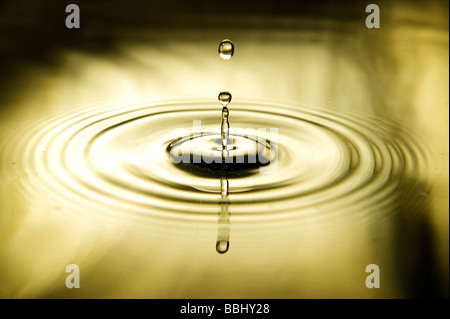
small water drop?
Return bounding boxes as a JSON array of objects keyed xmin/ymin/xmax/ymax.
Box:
[
  {"xmin": 218, "ymin": 39, "xmax": 234, "ymax": 60},
  {"xmin": 216, "ymin": 240, "xmax": 229, "ymax": 254},
  {"xmin": 218, "ymin": 91, "xmax": 232, "ymax": 107}
]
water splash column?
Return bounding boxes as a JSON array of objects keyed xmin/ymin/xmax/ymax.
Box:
[{"xmin": 218, "ymin": 91, "xmax": 231, "ymax": 161}]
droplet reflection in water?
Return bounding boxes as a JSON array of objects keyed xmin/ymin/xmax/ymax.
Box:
[
  {"xmin": 216, "ymin": 240, "xmax": 229, "ymax": 254},
  {"xmin": 218, "ymin": 39, "xmax": 234, "ymax": 60},
  {"xmin": 216, "ymin": 177, "xmax": 230, "ymax": 254}
]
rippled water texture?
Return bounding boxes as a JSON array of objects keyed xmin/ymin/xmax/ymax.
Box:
[
  {"xmin": 5, "ymin": 99, "xmax": 428, "ymax": 220},
  {"xmin": 0, "ymin": 0, "xmax": 448, "ymax": 298}
]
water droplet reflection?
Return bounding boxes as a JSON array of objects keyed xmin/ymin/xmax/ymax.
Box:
[
  {"xmin": 216, "ymin": 177, "xmax": 230, "ymax": 254},
  {"xmin": 216, "ymin": 240, "xmax": 229, "ymax": 254}
]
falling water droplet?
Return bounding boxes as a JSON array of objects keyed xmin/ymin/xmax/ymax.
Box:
[
  {"xmin": 218, "ymin": 39, "xmax": 234, "ymax": 60},
  {"xmin": 218, "ymin": 91, "xmax": 232, "ymax": 107}
]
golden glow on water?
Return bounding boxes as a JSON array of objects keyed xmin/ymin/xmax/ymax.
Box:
[{"xmin": 0, "ymin": 0, "xmax": 448, "ymax": 298}]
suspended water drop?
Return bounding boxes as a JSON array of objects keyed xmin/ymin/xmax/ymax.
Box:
[
  {"xmin": 218, "ymin": 91, "xmax": 232, "ymax": 107},
  {"xmin": 218, "ymin": 39, "xmax": 234, "ymax": 60}
]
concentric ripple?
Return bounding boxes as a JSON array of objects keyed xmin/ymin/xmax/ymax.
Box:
[{"xmin": 1, "ymin": 98, "xmax": 428, "ymax": 224}]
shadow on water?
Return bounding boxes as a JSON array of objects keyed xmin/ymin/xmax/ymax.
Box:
[{"xmin": 389, "ymin": 177, "xmax": 446, "ymax": 298}]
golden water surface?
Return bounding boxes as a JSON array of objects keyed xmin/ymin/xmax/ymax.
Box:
[{"xmin": 0, "ymin": 0, "xmax": 448, "ymax": 298}]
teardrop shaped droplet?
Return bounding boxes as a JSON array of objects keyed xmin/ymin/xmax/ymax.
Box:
[
  {"xmin": 218, "ymin": 39, "xmax": 234, "ymax": 60},
  {"xmin": 218, "ymin": 91, "xmax": 232, "ymax": 107}
]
